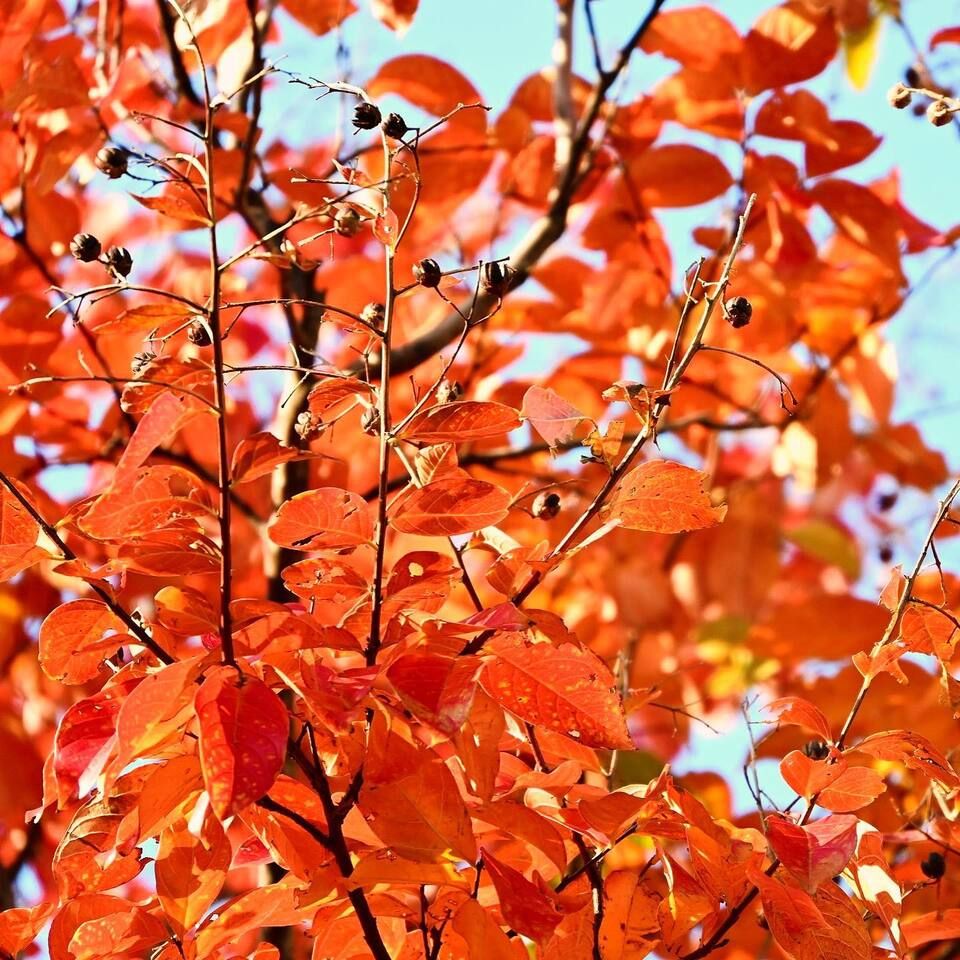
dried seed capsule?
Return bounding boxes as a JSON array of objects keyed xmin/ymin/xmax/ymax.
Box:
[
  {"xmin": 435, "ymin": 379, "xmax": 463, "ymax": 404},
  {"xmin": 927, "ymin": 99, "xmax": 954, "ymax": 127},
  {"xmin": 921, "ymin": 852, "xmax": 946, "ymax": 880},
  {"xmin": 532, "ymin": 491, "xmax": 561, "ymax": 520},
  {"xmin": 96, "ymin": 145, "xmax": 129, "ymax": 179},
  {"xmin": 361, "ymin": 302, "xmax": 385, "ymax": 329},
  {"xmin": 352, "ymin": 101, "xmax": 382, "ymax": 131},
  {"xmin": 69, "ymin": 233, "xmax": 101, "ymax": 262},
  {"xmin": 802, "ymin": 739, "xmax": 830, "ymax": 761},
  {"xmin": 725, "ymin": 295, "xmax": 752, "ymax": 329},
  {"xmin": 294, "ymin": 410, "xmax": 324, "ymax": 441},
  {"xmin": 480, "ymin": 261, "xmax": 512, "ymax": 297},
  {"xmin": 887, "ymin": 82, "xmax": 912, "ymax": 109},
  {"xmin": 879, "ymin": 543, "xmax": 894, "ymax": 564},
  {"xmin": 382, "ymin": 112, "xmax": 408, "ymax": 139},
  {"xmin": 105, "ymin": 246, "xmax": 133, "ymax": 278},
  {"xmin": 877, "ymin": 490, "xmax": 898, "ymax": 512},
  {"xmin": 334, "ymin": 206, "xmax": 363, "ymax": 237},
  {"xmin": 131, "ymin": 350, "xmax": 155, "ymax": 375},
  {"xmin": 187, "ymin": 319, "xmax": 212, "ymax": 346},
  {"xmin": 412, "ymin": 257, "xmax": 443, "ymax": 288},
  {"xmin": 361, "ymin": 407, "xmax": 381, "ymax": 435}
]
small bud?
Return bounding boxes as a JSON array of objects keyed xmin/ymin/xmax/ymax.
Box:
[
  {"xmin": 187, "ymin": 319, "xmax": 212, "ymax": 346},
  {"xmin": 294, "ymin": 410, "xmax": 324, "ymax": 441},
  {"xmin": 480, "ymin": 260, "xmax": 512, "ymax": 297},
  {"xmin": 69, "ymin": 233, "xmax": 101, "ymax": 262},
  {"xmin": 105, "ymin": 246, "xmax": 133, "ymax": 279},
  {"xmin": 927, "ymin": 98, "xmax": 954, "ymax": 127},
  {"xmin": 352, "ymin": 101, "xmax": 382, "ymax": 131},
  {"xmin": 131, "ymin": 350, "xmax": 155, "ymax": 375},
  {"xmin": 435, "ymin": 380, "xmax": 463, "ymax": 405},
  {"xmin": 333, "ymin": 206, "xmax": 363, "ymax": 238},
  {"xmin": 412, "ymin": 257, "xmax": 443, "ymax": 288},
  {"xmin": 921, "ymin": 852, "xmax": 946, "ymax": 880},
  {"xmin": 887, "ymin": 83, "xmax": 912, "ymax": 110},
  {"xmin": 361, "ymin": 407, "xmax": 381, "ymax": 435},
  {"xmin": 95, "ymin": 145, "xmax": 129, "ymax": 179},
  {"xmin": 803, "ymin": 739, "xmax": 830, "ymax": 761},
  {"xmin": 877, "ymin": 490, "xmax": 898, "ymax": 512},
  {"xmin": 879, "ymin": 543, "xmax": 894, "ymax": 564},
  {"xmin": 725, "ymin": 295, "xmax": 753, "ymax": 329},
  {"xmin": 382, "ymin": 112, "xmax": 408, "ymax": 139},
  {"xmin": 532, "ymin": 491, "xmax": 561, "ymax": 520},
  {"xmin": 361, "ymin": 302, "xmax": 385, "ymax": 329}
]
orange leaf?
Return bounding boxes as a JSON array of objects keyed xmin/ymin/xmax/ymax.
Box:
[
  {"xmin": 604, "ymin": 460, "xmax": 727, "ymax": 534},
  {"xmin": 629, "ymin": 145, "xmax": 733, "ymax": 207},
  {"xmin": 156, "ymin": 812, "xmax": 231, "ymax": 935},
  {"xmin": 390, "ymin": 477, "xmax": 511, "ymax": 536},
  {"xmin": 482, "ymin": 637, "xmax": 632, "ymax": 750},
  {"xmin": 598, "ymin": 870, "xmax": 661, "ymax": 959},
  {"xmin": 521, "ymin": 385, "xmax": 587, "ymax": 450},
  {"xmin": 766, "ymin": 814, "xmax": 858, "ymax": 893},
  {"xmin": 766, "ymin": 696, "xmax": 833, "ymax": 741},
  {"xmin": 195, "ymin": 668, "xmax": 289, "ymax": 819},
  {"xmin": 371, "ymin": 0, "xmax": 418, "ymax": 34},
  {"xmin": 39, "ymin": 599, "xmax": 124, "ymax": 684},
  {"xmin": 231, "ymin": 431, "xmax": 312, "ymax": 485},
  {"xmin": 853, "ymin": 730, "xmax": 960, "ymax": 788},
  {"xmin": 358, "ymin": 755, "xmax": 476, "ymax": 862},
  {"xmin": 639, "ymin": 6, "xmax": 742, "ymax": 73},
  {"xmin": 400, "ymin": 401, "xmax": 521, "ymax": 443},
  {"xmin": 268, "ymin": 487, "xmax": 374, "ymax": 551},
  {"xmin": 280, "ymin": 0, "xmax": 357, "ymax": 35},
  {"xmin": 0, "ymin": 479, "xmax": 47, "ymax": 580}
]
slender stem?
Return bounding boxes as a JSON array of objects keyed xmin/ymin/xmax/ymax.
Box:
[{"xmin": 0, "ymin": 472, "xmax": 173, "ymax": 665}]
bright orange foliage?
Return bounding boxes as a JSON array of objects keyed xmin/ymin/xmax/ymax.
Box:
[{"xmin": 1, "ymin": 1, "xmax": 960, "ymax": 959}]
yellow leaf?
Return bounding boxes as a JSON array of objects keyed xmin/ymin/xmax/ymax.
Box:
[{"xmin": 844, "ymin": 15, "xmax": 883, "ymax": 90}]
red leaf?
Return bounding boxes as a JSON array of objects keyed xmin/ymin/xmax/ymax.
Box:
[
  {"xmin": 195, "ymin": 668, "xmax": 289, "ymax": 819},
  {"xmin": 521, "ymin": 386, "xmax": 587, "ymax": 450},
  {"xmin": 481, "ymin": 637, "xmax": 632, "ymax": 750},
  {"xmin": 390, "ymin": 477, "xmax": 512, "ymax": 536},
  {"xmin": 854, "ymin": 730, "xmax": 960, "ymax": 788},
  {"xmin": 766, "ymin": 814, "xmax": 859, "ymax": 892},
  {"xmin": 0, "ymin": 479, "xmax": 48, "ymax": 580},
  {"xmin": 400, "ymin": 401, "xmax": 521, "ymax": 443},
  {"xmin": 268, "ymin": 487, "xmax": 374, "ymax": 551},
  {"xmin": 281, "ymin": 0, "xmax": 357, "ymax": 35},
  {"xmin": 628, "ymin": 144, "xmax": 734, "ymax": 207},
  {"xmin": 903, "ymin": 909, "xmax": 960, "ymax": 948},
  {"xmin": 371, "ymin": 0, "xmax": 418, "ymax": 33},
  {"xmin": 604, "ymin": 460, "xmax": 727, "ymax": 534},
  {"xmin": 930, "ymin": 26, "xmax": 960, "ymax": 48},
  {"xmin": 482, "ymin": 849, "xmax": 570, "ymax": 942}
]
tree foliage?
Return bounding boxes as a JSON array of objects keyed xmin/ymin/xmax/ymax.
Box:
[{"xmin": 0, "ymin": 1, "xmax": 960, "ymax": 958}]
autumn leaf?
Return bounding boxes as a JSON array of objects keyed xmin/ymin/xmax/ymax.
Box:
[
  {"xmin": 481, "ymin": 637, "xmax": 632, "ymax": 750},
  {"xmin": 400, "ymin": 401, "xmax": 521, "ymax": 443},
  {"xmin": 390, "ymin": 476, "xmax": 512, "ymax": 536},
  {"xmin": 521, "ymin": 385, "xmax": 588, "ymax": 450},
  {"xmin": 231, "ymin": 431, "xmax": 314, "ymax": 484},
  {"xmin": 268, "ymin": 487, "xmax": 374, "ymax": 551},
  {"xmin": 604, "ymin": 460, "xmax": 727, "ymax": 534},
  {"xmin": 766, "ymin": 814, "xmax": 859, "ymax": 892},
  {"xmin": 195, "ymin": 668, "xmax": 289, "ymax": 820}
]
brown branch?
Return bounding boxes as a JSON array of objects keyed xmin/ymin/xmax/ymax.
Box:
[{"xmin": 0, "ymin": 472, "xmax": 173, "ymax": 665}]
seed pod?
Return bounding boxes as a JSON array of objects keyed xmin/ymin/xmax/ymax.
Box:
[
  {"xmin": 382, "ymin": 112, "xmax": 408, "ymax": 139},
  {"xmin": 877, "ymin": 490, "xmax": 898, "ymax": 512},
  {"xmin": 361, "ymin": 407, "xmax": 381, "ymax": 435},
  {"xmin": 725, "ymin": 295, "xmax": 752, "ymax": 329},
  {"xmin": 361, "ymin": 302, "xmax": 385, "ymax": 329},
  {"xmin": 532, "ymin": 491, "xmax": 561, "ymax": 520},
  {"xmin": 352, "ymin": 101, "xmax": 382, "ymax": 131},
  {"xmin": 294, "ymin": 410, "xmax": 324, "ymax": 441},
  {"xmin": 69, "ymin": 233, "xmax": 102, "ymax": 262},
  {"xmin": 887, "ymin": 83, "xmax": 912, "ymax": 109},
  {"xmin": 927, "ymin": 99, "xmax": 953, "ymax": 127},
  {"xmin": 105, "ymin": 246, "xmax": 133, "ymax": 279},
  {"xmin": 435, "ymin": 379, "xmax": 463, "ymax": 405},
  {"xmin": 879, "ymin": 543, "xmax": 894, "ymax": 564},
  {"xmin": 96, "ymin": 145, "xmax": 129, "ymax": 179},
  {"xmin": 905, "ymin": 65, "xmax": 922, "ymax": 88},
  {"xmin": 333, "ymin": 206, "xmax": 363, "ymax": 238},
  {"xmin": 187, "ymin": 319, "xmax": 212, "ymax": 346},
  {"xmin": 802, "ymin": 738, "xmax": 830, "ymax": 761},
  {"xmin": 480, "ymin": 261, "xmax": 512, "ymax": 297},
  {"xmin": 921, "ymin": 852, "xmax": 946, "ymax": 880},
  {"xmin": 131, "ymin": 350, "xmax": 155, "ymax": 375},
  {"xmin": 412, "ymin": 257, "xmax": 443, "ymax": 288}
]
